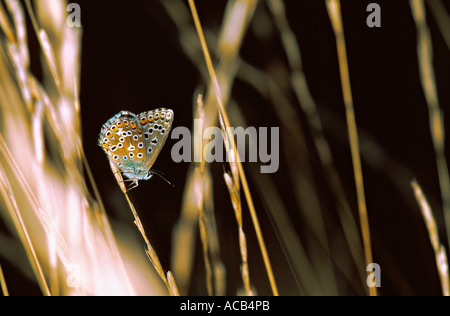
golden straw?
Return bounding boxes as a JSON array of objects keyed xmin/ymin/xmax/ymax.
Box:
[
  {"xmin": 187, "ymin": 0, "xmax": 279, "ymax": 296},
  {"xmin": 109, "ymin": 161, "xmax": 179, "ymax": 296},
  {"xmin": 411, "ymin": 180, "xmax": 450, "ymax": 296},
  {"xmin": 0, "ymin": 263, "xmax": 9, "ymax": 296},
  {"xmin": 410, "ymin": 0, "xmax": 450, "ymax": 252},
  {"xmin": 326, "ymin": 0, "xmax": 376, "ymax": 296}
]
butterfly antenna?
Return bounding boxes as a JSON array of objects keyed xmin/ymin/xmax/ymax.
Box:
[{"xmin": 150, "ymin": 169, "xmax": 174, "ymax": 187}]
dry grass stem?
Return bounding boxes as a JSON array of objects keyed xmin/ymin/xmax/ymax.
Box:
[
  {"xmin": 167, "ymin": 271, "xmax": 180, "ymax": 296},
  {"xmin": 223, "ymin": 172, "xmax": 252, "ymax": 295},
  {"xmin": 109, "ymin": 139, "xmax": 176, "ymax": 295},
  {"xmin": 187, "ymin": 0, "xmax": 279, "ymax": 296},
  {"xmin": 411, "ymin": 180, "xmax": 450, "ymax": 296},
  {"xmin": 111, "ymin": 165, "xmax": 179, "ymax": 295},
  {"xmin": 266, "ymin": 0, "xmax": 366, "ymax": 291},
  {"xmin": 0, "ymin": 0, "xmax": 154, "ymax": 296},
  {"xmin": 0, "ymin": 136, "xmax": 51, "ymax": 296},
  {"xmin": 171, "ymin": 163, "xmax": 205, "ymax": 294},
  {"xmin": 326, "ymin": 0, "xmax": 376, "ymax": 296},
  {"xmin": 0, "ymin": 263, "xmax": 8, "ymax": 296},
  {"xmin": 2, "ymin": 0, "xmax": 449, "ymax": 297},
  {"xmin": 195, "ymin": 94, "xmax": 213, "ymax": 295},
  {"xmin": 158, "ymin": 7, "xmax": 256, "ymax": 294},
  {"xmin": 171, "ymin": 94, "xmax": 225, "ymax": 295},
  {"xmin": 410, "ymin": 0, "xmax": 450, "ymax": 250},
  {"xmin": 194, "ymin": 95, "xmax": 212, "ymax": 295}
]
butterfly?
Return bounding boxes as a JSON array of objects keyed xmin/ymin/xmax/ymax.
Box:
[{"xmin": 98, "ymin": 108, "xmax": 174, "ymax": 189}]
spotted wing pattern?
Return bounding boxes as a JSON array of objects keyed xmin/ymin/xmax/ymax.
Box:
[{"xmin": 99, "ymin": 108, "xmax": 174, "ymax": 183}]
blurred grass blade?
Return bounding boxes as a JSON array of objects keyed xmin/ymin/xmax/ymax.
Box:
[
  {"xmin": 0, "ymin": 263, "xmax": 9, "ymax": 296},
  {"xmin": 410, "ymin": 0, "xmax": 450, "ymax": 251},
  {"xmin": 187, "ymin": 0, "xmax": 279, "ymax": 296},
  {"xmin": 0, "ymin": 136, "xmax": 51, "ymax": 296},
  {"xmin": 326, "ymin": 0, "xmax": 376, "ymax": 296},
  {"xmin": 411, "ymin": 180, "xmax": 450, "ymax": 296},
  {"xmin": 426, "ymin": 0, "xmax": 450, "ymax": 51}
]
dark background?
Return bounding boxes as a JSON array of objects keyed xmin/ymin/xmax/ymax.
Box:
[{"xmin": 1, "ymin": 0, "xmax": 450, "ymax": 296}]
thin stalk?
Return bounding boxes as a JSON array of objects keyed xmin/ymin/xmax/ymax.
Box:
[
  {"xmin": 0, "ymin": 136, "xmax": 51, "ymax": 296},
  {"xmin": 410, "ymin": 0, "xmax": 450, "ymax": 253},
  {"xmin": 326, "ymin": 0, "xmax": 376, "ymax": 296},
  {"xmin": 0, "ymin": 263, "xmax": 9, "ymax": 296},
  {"xmin": 109, "ymin": 161, "xmax": 179, "ymax": 296},
  {"xmin": 411, "ymin": 180, "xmax": 450, "ymax": 296},
  {"xmin": 187, "ymin": 0, "xmax": 279, "ymax": 296}
]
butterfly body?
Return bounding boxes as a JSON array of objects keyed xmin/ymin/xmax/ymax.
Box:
[{"xmin": 99, "ymin": 108, "xmax": 174, "ymax": 188}]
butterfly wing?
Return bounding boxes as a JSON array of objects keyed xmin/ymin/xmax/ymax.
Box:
[
  {"xmin": 137, "ymin": 108, "xmax": 174, "ymax": 174},
  {"xmin": 99, "ymin": 111, "xmax": 144, "ymax": 179}
]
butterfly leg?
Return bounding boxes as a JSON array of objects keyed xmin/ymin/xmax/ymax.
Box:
[{"xmin": 127, "ymin": 179, "xmax": 139, "ymax": 191}]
